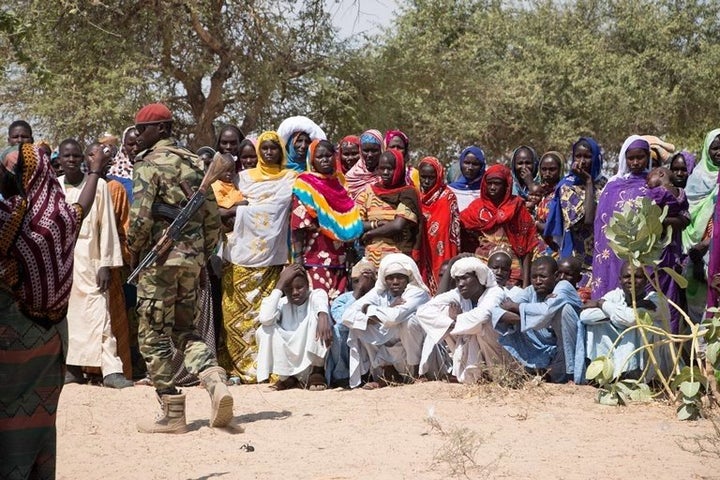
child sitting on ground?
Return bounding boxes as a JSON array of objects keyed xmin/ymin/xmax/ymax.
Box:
[{"xmin": 256, "ymin": 264, "xmax": 333, "ymax": 391}]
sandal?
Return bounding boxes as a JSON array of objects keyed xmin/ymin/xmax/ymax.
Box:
[{"xmin": 307, "ymin": 372, "xmax": 327, "ymax": 391}]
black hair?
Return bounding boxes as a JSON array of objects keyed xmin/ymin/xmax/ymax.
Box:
[
  {"xmin": 58, "ymin": 138, "xmax": 83, "ymax": 152},
  {"xmin": 531, "ymin": 256, "xmax": 558, "ymax": 273},
  {"xmin": 8, "ymin": 120, "xmax": 33, "ymax": 136}
]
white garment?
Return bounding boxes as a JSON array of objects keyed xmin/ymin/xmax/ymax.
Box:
[
  {"xmin": 582, "ymin": 288, "xmax": 671, "ymax": 378},
  {"xmin": 417, "ymin": 286, "xmax": 510, "ymax": 383},
  {"xmin": 255, "ymin": 289, "xmax": 330, "ymax": 382},
  {"xmin": 276, "ymin": 116, "xmax": 327, "ymax": 146},
  {"xmin": 342, "ymin": 284, "xmax": 429, "ymax": 388},
  {"xmin": 226, "ymin": 169, "xmax": 296, "ymax": 267},
  {"xmin": 448, "ymin": 187, "xmax": 480, "ymax": 212},
  {"xmin": 60, "ymin": 176, "xmax": 124, "ymax": 372}
]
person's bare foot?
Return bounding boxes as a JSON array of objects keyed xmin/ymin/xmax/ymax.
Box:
[{"xmin": 271, "ymin": 376, "xmax": 299, "ymax": 391}]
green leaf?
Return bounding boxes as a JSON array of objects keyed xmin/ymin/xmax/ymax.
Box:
[
  {"xmin": 677, "ymin": 404, "xmax": 700, "ymax": 421},
  {"xmin": 629, "ymin": 383, "xmax": 652, "ymax": 402},
  {"xmin": 602, "ymin": 357, "xmax": 615, "ymax": 380},
  {"xmin": 661, "ymin": 267, "xmax": 688, "ymax": 289},
  {"xmin": 597, "ymin": 390, "xmax": 619, "ymax": 406},
  {"xmin": 706, "ymin": 341, "xmax": 720, "ymax": 367},
  {"xmin": 585, "ymin": 358, "xmax": 605, "ymax": 380},
  {"xmin": 679, "ymin": 381, "xmax": 701, "ymax": 398}
]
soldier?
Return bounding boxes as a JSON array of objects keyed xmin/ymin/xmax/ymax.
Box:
[{"xmin": 127, "ymin": 103, "xmax": 234, "ymax": 433}]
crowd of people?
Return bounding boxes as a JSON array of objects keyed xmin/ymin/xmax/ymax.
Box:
[{"xmin": 2, "ymin": 103, "xmax": 720, "ymax": 477}]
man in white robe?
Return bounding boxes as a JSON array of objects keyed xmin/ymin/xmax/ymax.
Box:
[
  {"xmin": 342, "ymin": 253, "xmax": 430, "ymax": 389},
  {"xmin": 256, "ymin": 264, "xmax": 332, "ymax": 390},
  {"xmin": 581, "ymin": 262, "xmax": 671, "ymax": 379},
  {"xmin": 417, "ymin": 256, "xmax": 512, "ymax": 383},
  {"xmin": 59, "ymin": 149, "xmax": 129, "ymax": 388}
]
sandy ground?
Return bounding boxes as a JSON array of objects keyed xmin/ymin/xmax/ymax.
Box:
[{"xmin": 56, "ymin": 381, "xmax": 720, "ymax": 479}]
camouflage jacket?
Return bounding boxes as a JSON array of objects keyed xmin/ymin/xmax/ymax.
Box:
[{"xmin": 127, "ymin": 138, "xmax": 220, "ymax": 267}]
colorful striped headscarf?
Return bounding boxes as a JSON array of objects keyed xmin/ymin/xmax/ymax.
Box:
[
  {"xmin": 292, "ymin": 139, "xmax": 363, "ymax": 242},
  {"xmin": 345, "ymin": 129, "xmax": 383, "ymax": 199}
]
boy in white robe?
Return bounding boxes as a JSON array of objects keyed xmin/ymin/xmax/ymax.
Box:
[
  {"xmin": 417, "ymin": 256, "xmax": 512, "ymax": 383},
  {"xmin": 492, "ymin": 256, "xmax": 583, "ymax": 383},
  {"xmin": 256, "ymin": 264, "xmax": 332, "ymax": 390},
  {"xmin": 59, "ymin": 142, "xmax": 130, "ymax": 389},
  {"xmin": 342, "ymin": 253, "xmax": 430, "ymax": 389},
  {"xmin": 581, "ymin": 262, "xmax": 671, "ymax": 379}
]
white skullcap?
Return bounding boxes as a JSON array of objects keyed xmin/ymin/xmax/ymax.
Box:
[{"xmin": 450, "ymin": 257, "xmax": 497, "ymax": 287}]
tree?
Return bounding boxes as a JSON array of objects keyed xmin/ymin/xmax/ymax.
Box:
[{"xmin": 0, "ymin": 0, "xmax": 340, "ymax": 148}]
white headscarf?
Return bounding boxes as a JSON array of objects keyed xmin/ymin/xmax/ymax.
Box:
[
  {"xmin": 276, "ymin": 116, "xmax": 326, "ymax": 146},
  {"xmin": 609, "ymin": 134, "xmax": 650, "ymax": 183},
  {"xmin": 450, "ymin": 257, "xmax": 497, "ymax": 288},
  {"xmin": 376, "ymin": 253, "xmax": 429, "ymax": 294}
]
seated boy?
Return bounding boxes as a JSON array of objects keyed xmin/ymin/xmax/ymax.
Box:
[
  {"xmin": 417, "ymin": 256, "xmax": 512, "ymax": 383},
  {"xmin": 581, "ymin": 262, "xmax": 670, "ymax": 379},
  {"xmin": 342, "ymin": 253, "xmax": 430, "ymax": 389},
  {"xmin": 327, "ymin": 259, "xmax": 377, "ymax": 387},
  {"xmin": 492, "ymin": 256, "xmax": 583, "ymax": 383},
  {"xmin": 255, "ymin": 264, "xmax": 332, "ymax": 390}
]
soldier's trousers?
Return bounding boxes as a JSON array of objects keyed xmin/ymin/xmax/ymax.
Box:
[{"xmin": 136, "ymin": 264, "xmax": 217, "ymax": 392}]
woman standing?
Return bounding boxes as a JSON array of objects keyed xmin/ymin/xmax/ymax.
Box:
[
  {"xmin": 543, "ymin": 138, "xmax": 606, "ymax": 286},
  {"xmin": 338, "ymin": 135, "xmax": 362, "ymax": 175},
  {"xmin": 510, "ymin": 145, "xmax": 539, "ymax": 200},
  {"xmin": 345, "ymin": 129, "xmax": 383, "ymax": 200},
  {"xmin": 417, "ymin": 156, "xmax": 460, "ymax": 294},
  {"xmin": 277, "ymin": 115, "xmax": 326, "ymax": 172},
  {"xmin": 448, "ymin": 146, "xmax": 486, "ymax": 212},
  {"xmin": 591, "ymin": 135, "xmax": 650, "ymax": 297},
  {"xmin": 460, "ymin": 164, "xmax": 537, "ymax": 287},
  {"xmin": 220, "ymin": 131, "xmax": 298, "ymax": 383},
  {"xmin": 291, "ymin": 139, "xmax": 363, "ymax": 300},
  {"xmin": 356, "ymin": 150, "xmax": 422, "ymax": 267},
  {"xmin": 683, "ymin": 129, "xmax": 720, "ymax": 321}
]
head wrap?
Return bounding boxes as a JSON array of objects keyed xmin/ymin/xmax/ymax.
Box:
[
  {"xmin": 418, "ymin": 156, "xmax": 445, "ymax": 203},
  {"xmin": 351, "ymin": 258, "xmax": 377, "ymax": 279},
  {"xmin": 107, "ymin": 126, "xmax": 137, "ymax": 179},
  {"xmin": 460, "ymin": 164, "xmax": 538, "ymax": 258},
  {"xmin": 372, "ymin": 149, "xmax": 408, "ymax": 195},
  {"xmin": 510, "ymin": 145, "xmax": 539, "ymax": 199},
  {"xmin": 538, "ymin": 151, "xmax": 566, "ymax": 186},
  {"xmin": 276, "ymin": 116, "xmax": 326, "ymax": 173},
  {"xmin": 450, "ymin": 257, "xmax": 498, "ymax": 288},
  {"xmin": 670, "ymin": 150, "xmax": 696, "ymax": 176},
  {"xmin": 611, "ymin": 135, "xmax": 650, "ymax": 182},
  {"xmin": 449, "ymin": 146, "xmax": 486, "ymax": 190},
  {"xmin": 1, "ymin": 144, "xmax": 83, "ymax": 324},
  {"xmin": 293, "ymin": 139, "xmax": 363, "ymax": 242},
  {"xmin": 249, "ymin": 131, "xmax": 291, "ymax": 182},
  {"xmin": 375, "ymin": 253, "xmax": 429, "ymax": 294},
  {"xmin": 338, "ymin": 135, "xmax": 361, "ymax": 174},
  {"xmin": 134, "ymin": 103, "xmax": 173, "ymax": 125},
  {"xmin": 682, "ymin": 128, "xmax": 720, "ymax": 250},
  {"xmin": 384, "ymin": 130, "xmax": 409, "ymax": 154},
  {"xmin": 360, "ymin": 129, "xmax": 383, "ymax": 146}
]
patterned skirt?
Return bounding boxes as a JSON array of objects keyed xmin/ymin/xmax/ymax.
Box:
[
  {"xmin": 218, "ymin": 263, "xmax": 282, "ymax": 383},
  {"xmin": 0, "ymin": 291, "xmax": 65, "ymax": 479}
]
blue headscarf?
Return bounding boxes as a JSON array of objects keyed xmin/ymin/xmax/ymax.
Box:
[
  {"xmin": 543, "ymin": 137, "xmax": 604, "ymax": 258},
  {"xmin": 448, "ymin": 146, "xmax": 486, "ymax": 190},
  {"xmin": 510, "ymin": 145, "xmax": 539, "ymax": 199}
]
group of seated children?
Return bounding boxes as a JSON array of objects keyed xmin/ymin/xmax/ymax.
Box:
[{"xmin": 255, "ymin": 247, "xmax": 673, "ymax": 390}]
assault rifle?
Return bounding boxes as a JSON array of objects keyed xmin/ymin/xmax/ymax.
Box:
[{"xmin": 126, "ymin": 152, "xmax": 234, "ymax": 285}]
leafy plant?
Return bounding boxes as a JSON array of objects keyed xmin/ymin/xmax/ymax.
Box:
[{"xmin": 586, "ymin": 197, "xmax": 717, "ymax": 420}]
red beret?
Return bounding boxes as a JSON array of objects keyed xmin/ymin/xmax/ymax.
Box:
[{"xmin": 134, "ymin": 103, "xmax": 173, "ymax": 125}]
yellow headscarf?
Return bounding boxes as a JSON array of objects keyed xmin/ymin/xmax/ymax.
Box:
[{"xmin": 248, "ymin": 131, "xmax": 290, "ymax": 182}]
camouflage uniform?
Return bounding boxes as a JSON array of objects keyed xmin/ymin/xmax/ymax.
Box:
[{"xmin": 127, "ymin": 138, "xmax": 220, "ymax": 393}]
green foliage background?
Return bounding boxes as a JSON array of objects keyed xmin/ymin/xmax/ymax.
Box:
[{"xmin": 1, "ymin": 0, "xmax": 719, "ymax": 159}]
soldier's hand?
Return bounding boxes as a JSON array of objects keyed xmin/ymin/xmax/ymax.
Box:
[{"xmin": 97, "ymin": 267, "xmax": 110, "ymax": 292}]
